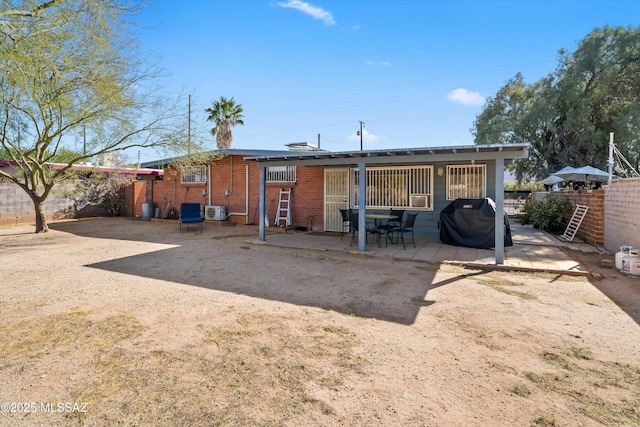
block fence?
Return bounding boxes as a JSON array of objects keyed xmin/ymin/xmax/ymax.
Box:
[{"xmin": 603, "ymin": 178, "xmax": 640, "ymax": 253}]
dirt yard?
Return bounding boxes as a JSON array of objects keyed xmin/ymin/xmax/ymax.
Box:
[{"xmin": 1, "ymin": 217, "xmax": 639, "ymax": 426}]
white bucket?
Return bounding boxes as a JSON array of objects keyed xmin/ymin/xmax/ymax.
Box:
[{"xmin": 616, "ymin": 245, "xmax": 634, "ymax": 271}]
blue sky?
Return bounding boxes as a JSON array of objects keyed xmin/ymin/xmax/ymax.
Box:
[{"xmin": 136, "ymin": 0, "xmax": 640, "ymax": 162}]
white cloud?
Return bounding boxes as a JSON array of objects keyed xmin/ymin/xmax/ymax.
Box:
[
  {"xmin": 275, "ymin": 0, "xmax": 336, "ymax": 26},
  {"xmin": 447, "ymin": 88, "xmax": 485, "ymax": 106},
  {"xmin": 365, "ymin": 60, "xmax": 391, "ymax": 66},
  {"xmin": 349, "ymin": 128, "xmax": 382, "ymax": 145}
]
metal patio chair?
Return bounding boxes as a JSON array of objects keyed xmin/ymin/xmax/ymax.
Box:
[{"xmin": 396, "ymin": 212, "xmax": 418, "ymax": 249}]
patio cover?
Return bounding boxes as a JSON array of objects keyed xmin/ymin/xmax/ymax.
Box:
[{"xmin": 246, "ymin": 143, "xmax": 529, "ymax": 265}]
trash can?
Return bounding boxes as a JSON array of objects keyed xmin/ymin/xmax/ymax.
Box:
[{"xmin": 141, "ymin": 202, "xmax": 154, "ymax": 219}]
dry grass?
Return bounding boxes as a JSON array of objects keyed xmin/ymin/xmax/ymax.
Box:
[
  {"xmin": 0, "ymin": 306, "xmax": 366, "ymax": 426},
  {"xmin": 46, "ymin": 311, "xmax": 363, "ymax": 426},
  {"xmin": 475, "ymin": 276, "xmax": 538, "ymax": 300},
  {"xmin": 0, "ymin": 310, "xmax": 144, "ymax": 358},
  {"xmin": 522, "ymin": 348, "xmax": 640, "ymax": 425}
]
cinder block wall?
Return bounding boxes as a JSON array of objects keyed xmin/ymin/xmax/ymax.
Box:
[
  {"xmin": 604, "ymin": 178, "xmax": 640, "ymax": 253},
  {"xmin": 0, "ymin": 181, "xmax": 98, "ymax": 226}
]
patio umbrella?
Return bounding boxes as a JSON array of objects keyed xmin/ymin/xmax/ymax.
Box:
[
  {"xmin": 541, "ymin": 175, "xmax": 564, "ymax": 185},
  {"xmin": 552, "ymin": 165, "xmax": 610, "ymax": 182}
]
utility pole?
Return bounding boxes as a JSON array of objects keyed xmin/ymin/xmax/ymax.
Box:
[
  {"xmin": 357, "ymin": 120, "xmax": 365, "ymax": 151},
  {"xmin": 187, "ymin": 94, "xmax": 191, "ymax": 155}
]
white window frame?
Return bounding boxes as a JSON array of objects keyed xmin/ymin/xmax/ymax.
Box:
[
  {"xmin": 446, "ymin": 164, "xmax": 486, "ymax": 200},
  {"xmin": 181, "ymin": 165, "xmax": 207, "ymax": 184},
  {"xmin": 351, "ymin": 165, "xmax": 433, "ymax": 210},
  {"xmin": 267, "ymin": 165, "xmax": 297, "ymax": 183}
]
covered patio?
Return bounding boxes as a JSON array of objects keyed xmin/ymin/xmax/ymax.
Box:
[{"xmin": 247, "ymin": 143, "xmax": 529, "ymax": 265}]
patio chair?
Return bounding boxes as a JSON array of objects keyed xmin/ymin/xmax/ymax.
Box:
[
  {"xmin": 339, "ymin": 208, "xmax": 350, "ymax": 240},
  {"xmin": 349, "ymin": 211, "xmax": 381, "ymax": 247},
  {"xmin": 396, "ymin": 212, "xmax": 418, "ymax": 250},
  {"xmin": 380, "ymin": 209, "xmax": 405, "ymax": 245},
  {"xmin": 179, "ymin": 203, "xmax": 203, "ymax": 233}
]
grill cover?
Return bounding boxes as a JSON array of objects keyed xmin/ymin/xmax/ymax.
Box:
[{"xmin": 439, "ymin": 198, "xmax": 513, "ymax": 249}]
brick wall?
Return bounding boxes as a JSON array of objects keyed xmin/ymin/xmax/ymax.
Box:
[
  {"xmin": 551, "ymin": 190, "xmax": 605, "ymax": 247},
  {"xmin": 603, "ymin": 178, "xmax": 640, "ymax": 253},
  {"xmin": 150, "ymin": 157, "xmax": 326, "ymax": 230}
]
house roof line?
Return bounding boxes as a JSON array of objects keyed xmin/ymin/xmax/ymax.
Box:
[
  {"xmin": 244, "ymin": 143, "xmax": 530, "ymax": 165},
  {"xmin": 140, "ymin": 148, "xmax": 324, "ymax": 169}
]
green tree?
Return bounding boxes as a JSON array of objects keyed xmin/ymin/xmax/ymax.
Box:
[
  {"xmin": 0, "ymin": 0, "xmax": 196, "ymax": 233},
  {"xmin": 205, "ymin": 96, "xmax": 244, "ymax": 149},
  {"xmin": 473, "ymin": 26, "xmax": 640, "ymax": 180}
]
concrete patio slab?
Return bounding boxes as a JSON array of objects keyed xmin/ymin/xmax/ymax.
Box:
[{"xmin": 253, "ymin": 222, "xmax": 595, "ymax": 276}]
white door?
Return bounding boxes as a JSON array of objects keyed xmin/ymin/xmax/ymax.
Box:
[{"xmin": 324, "ymin": 168, "xmax": 349, "ymax": 232}]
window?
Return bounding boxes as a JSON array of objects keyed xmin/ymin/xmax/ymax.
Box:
[
  {"xmin": 446, "ymin": 164, "xmax": 486, "ymax": 200},
  {"xmin": 181, "ymin": 165, "xmax": 207, "ymax": 184},
  {"xmin": 351, "ymin": 166, "xmax": 433, "ymax": 210},
  {"xmin": 267, "ymin": 165, "xmax": 297, "ymax": 182}
]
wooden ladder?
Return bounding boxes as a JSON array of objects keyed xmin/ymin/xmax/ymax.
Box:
[
  {"xmin": 275, "ymin": 188, "xmax": 292, "ymax": 227},
  {"xmin": 561, "ymin": 204, "xmax": 589, "ymax": 242}
]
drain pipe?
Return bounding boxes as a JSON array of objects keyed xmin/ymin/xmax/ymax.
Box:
[{"xmin": 207, "ymin": 164, "xmax": 211, "ymax": 206}]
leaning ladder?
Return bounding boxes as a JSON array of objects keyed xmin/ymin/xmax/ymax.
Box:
[
  {"xmin": 561, "ymin": 204, "xmax": 589, "ymax": 242},
  {"xmin": 275, "ymin": 188, "xmax": 292, "ymax": 227}
]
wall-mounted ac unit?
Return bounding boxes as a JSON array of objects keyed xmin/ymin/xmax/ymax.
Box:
[{"xmin": 205, "ymin": 205, "xmax": 226, "ymax": 221}]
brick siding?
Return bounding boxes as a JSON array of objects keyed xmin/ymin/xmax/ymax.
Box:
[{"xmin": 150, "ymin": 157, "xmax": 326, "ymax": 230}]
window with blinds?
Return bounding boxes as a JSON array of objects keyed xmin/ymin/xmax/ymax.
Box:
[
  {"xmin": 446, "ymin": 164, "xmax": 486, "ymax": 200},
  {"xmin": 351, "ymin": 166, "xmax": 433, "ymax": 210}
]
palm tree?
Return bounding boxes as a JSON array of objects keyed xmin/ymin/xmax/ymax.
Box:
[{"xmin": 205, "ymin": 96, "xmax": 244, "ymax": 149}]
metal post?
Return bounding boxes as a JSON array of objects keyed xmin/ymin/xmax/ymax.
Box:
[
  {"xmin": 608, "ymin": 132, "xmax": 614, "ymax": 184},
  {"xmin": 494, "ymin": 159, "xmax": 505, "ymax": 265},
  {"xmin": 258, "ymin": 165, "xmax": 266, "ymax": 241},
  {"xmin": 358, "ymin": 162, "xmax": 366, "ymax": 251}
]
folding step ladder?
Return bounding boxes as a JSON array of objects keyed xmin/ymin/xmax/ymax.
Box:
[
  {"xmin": 561, "ymin": 204, "xmax": 589, "ymax": 242},
  {"xmin": 275, "ymin": 188, "xmax": 292, "ymax": 227}
]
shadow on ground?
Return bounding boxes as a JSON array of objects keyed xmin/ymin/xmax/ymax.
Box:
[{"xmin": 50, "ymin": 218, "xmax": 491, "ymax": 325}]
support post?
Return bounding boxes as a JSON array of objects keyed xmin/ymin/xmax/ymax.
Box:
[
  {"xmin": 494, "ymin": 159, "xmax": 505, "ymax": 264},
  {"xmin": 258, "ymin": 165, "xmax": 266, "ymax": 241},
  {"xmin": 358, "ymin": 162, "xmax": 367, "ymax": 251}
]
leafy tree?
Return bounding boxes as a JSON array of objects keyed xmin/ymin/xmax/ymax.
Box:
[
  {"xmin": 0, "ymin": 0, "xmax": 198, "ymax": 233},
  {"xmin": 205, "ymin": 96, "xmax": 244, "ymax": 149},
  {"xmin": 473, "ymin": 26, "xmax": 640, "ymax": 180}
]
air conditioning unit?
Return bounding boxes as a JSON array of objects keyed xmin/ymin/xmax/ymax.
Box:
[{"xmin": 205, "ymin": 205, "xmax": 226, "ymax": 221}]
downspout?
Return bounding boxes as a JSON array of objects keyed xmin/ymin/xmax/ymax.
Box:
[{"xmin": 207, "ymin": 164, "xmax": 211, "ymax": 206}]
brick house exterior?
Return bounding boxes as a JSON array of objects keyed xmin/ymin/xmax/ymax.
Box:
[
  {"xmin": 146, "ymin": 154, "xmax": 325, "ymax": 230},
  {"xmin": 142, "ymin": 144, "xmax": 531, "ymax": 250}
]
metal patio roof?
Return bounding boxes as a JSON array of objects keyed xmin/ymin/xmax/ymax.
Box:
[{"xmin": 244, "ymin": 143, "xmax": 530, "ymax": 166}]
